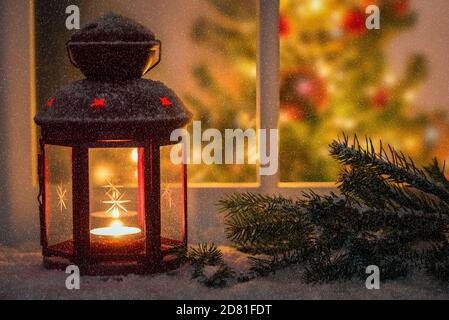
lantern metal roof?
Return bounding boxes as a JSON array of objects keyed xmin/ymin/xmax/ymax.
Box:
[
  {"xmin": 70, "ymin": 12, "xmax": 156, "ymax": 42},
  {"xmin": 34, "ymin": 12, "xmax": 192, "ymax": 141}
]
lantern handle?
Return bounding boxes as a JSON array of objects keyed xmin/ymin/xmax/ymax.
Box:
[
  {"xmin": 66, "ymin": 41, "xmax": 79, "ymax": 68},
  {"xmin": 143, "ymin": 40, "xmax": 162, "ymax": 75},
  {"xmin": 66, "ymin": 40, "xmax": 161, "ymax": 74}
]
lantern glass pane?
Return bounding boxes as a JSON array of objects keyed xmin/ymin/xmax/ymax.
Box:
[
  {"xmin": 160, "ymin": 144, "xmax": 184, "ymax": 243},
  {"xmin": 88, "ymin": 148, "xmax": 145, "ymax": 255},
  {"xmin": 45, "ymin": 145, "xmax": 73, "ymax": 250}
]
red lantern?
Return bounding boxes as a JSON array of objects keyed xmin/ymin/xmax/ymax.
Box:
[{"xmin": 34, "ymin": 13, "xmax": 192, "ymax": 275}]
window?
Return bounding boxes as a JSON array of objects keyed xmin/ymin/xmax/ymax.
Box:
[{"xmin": 31, "ymin": 0, "xmax": 449, "ymax": 243}]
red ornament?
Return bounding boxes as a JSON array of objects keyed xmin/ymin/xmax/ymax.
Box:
[
  {"xmin": 392, "ymin": 0, "xmax": 410, "ymax": 17},
  {"xmin": 342, "ymin": 9, "xmax": 366, "ymax": 35},
  {"xmin": 90, "ymin": 98, "xmax": 106, "ymax": 111},
  {"xmin": 279, "ymin": 14, "xmax": 291, "ymax": 38},
  {"xmin": 47, "ymin": 97, "xmax": 56, "ymax": 107},
  {"xmin": 280, "ymin": 105, "xmax": 303, "ymax": 122},
  {"xmin": 160, "ymin": 97, "xmax": 172, "ymax": 107},
  {"xmin": 371, "ymin": 88, "xmax": 389, "ymax": 110},
  {"xmin": 280, "ymin": 67, "xmax": 328, "ymax": 121}
]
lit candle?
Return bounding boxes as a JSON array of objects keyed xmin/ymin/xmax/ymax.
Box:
[
  {"xmin": 89, "ymin": 181, "xmax": 142, "ymax": 238},
  {"xmin": 90, "ymin": 220, "xmax": 141, "ymax": 237}
]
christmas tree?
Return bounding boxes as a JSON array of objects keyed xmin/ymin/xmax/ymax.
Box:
[
  {"xmin": 279, "ymin": 0, "xmax": 439, "ymax": 182},
  {"xmin": 189, "ymin": 0, "xmax": 448, "ymax": 182}
]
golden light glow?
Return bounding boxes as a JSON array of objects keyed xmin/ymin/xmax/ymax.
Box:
[
  {"xmin": 317, "ymin": 60, "xmax": 331, "ymax": 77},
  {"xmin": 403, "ymin": 136, "xmax": 418, "ymax": 151},
  {"xmin": 131, "ymin": 148, "xmax": 138, "ymax": 162},
  {"xmin": 310, "ymin": 0, "xmax": 324, "ymax": 12},
  {"xmin": 384, "ymin": 73, "xmax": 397, "ymax": 86},
  {"xmin": 404, "ymin": 90, "xmax": 416, "ymax": 103},
  {"xmin": 330, "ymin": 10, "xmax": 343, "ymax": 23},
  {"xmin": 90, "ymin": 220, "xmax": 141, "ymax": 237},
  {"xmin": 95, "ymin": 166, "xmax": 112, "ymax": 183},
  {"xmin": 237, "ymin": 60, "xmax": 257, "ymax": 79},
  {"xmin": 111, "ymin": 206, "xmax": 120, "ymax": 219}
]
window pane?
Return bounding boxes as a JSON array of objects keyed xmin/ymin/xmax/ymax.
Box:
[
  {"xmin": 35, "ymin": 0, "xmax": 257, "ymax": 184},
  {"xmin": 279, "ymin": 0, "xmax": 449, "ymax": 182},
  {"xmin": 184, "ymin": 1, "xmax": 258, "ymax": 183}
]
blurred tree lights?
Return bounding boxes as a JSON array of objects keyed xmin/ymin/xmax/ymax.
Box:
[
  {"xmin": 278, "ymin": 0, "xmax": 445, "ymax": 181},
  {"xmin": 189, "ymin": 0, "xmax": 449, "ymax": 182}
]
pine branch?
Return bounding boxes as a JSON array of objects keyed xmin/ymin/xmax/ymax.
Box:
[
  {"xmin": 192, "ymin": 17, "xmax": 255, "ymax": 59},
  {"xmin": 206, "ymin": 0, "xmax": 257, "ymax": 20},
  {"xmin": 424, "ymin": 158, "xmax": 449, "ymax": 192},
  {"xmin": 330, "ymin": 134, "xmax": 449, "ymax": 204},
  {"xmin": 339, "ymin": 166, "xmax": 449, "ymax": 215},
  {"xmin": 304, "ymin": 250, "xmax": 355, "ymax": 283},
  {"xmin": 213, "ymin": 134, "xmax": 449, "ymax": 285},
  {"xmin": 186, "ymin": 243, "xmax": 234, "ymax": 288},
  {"xmin": 237, "ymin": 250, "xmax": 306, "ymax": 282},
  {"xmin": 219, "ymin": 189, "xmax": 449, "ymax": 284},
  {"xmin": 425, "ymin": 241, "xmax": 449, "ymax": 282},
  {"xmin": 202, "ymin": 264, "xmax": 235, "ymax": 288},
  {"xmin": 218, "ymin": 193, "xmax": 315, "ymax": 255},
  {"xmin": 189, "ymin": 243, "xmax": 224, "ymax": 266}
]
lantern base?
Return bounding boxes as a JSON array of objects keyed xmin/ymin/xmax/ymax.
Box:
[
  {"xmin": 43, "ymin": 254, "xmax": 182, "ymax": 276},
  {"xmin": 42, "ymin": 237, "xmax": 185, "ymax": 275}
]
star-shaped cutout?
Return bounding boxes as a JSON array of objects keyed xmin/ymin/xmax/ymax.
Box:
[
  {"xmin": 160, "ymin": 97, "xmax": 172, "ymax": 107},
  {"xmin": 56, "ymin": 183, "xmax": 68, "ymax": 213},
  {"xmin": 90, "ymin": 98, "xmax": 106, "ymax": 111},
  {"xmin": 47, "ymin": 97, "xmax": 56, "ymax": 107},
  {"xmin": 102, "ymin": 181, "xmax": 131, "ymax": 218},
  {"xmin": 161, "ymin": 179, "xmax": 174, "ymax": 209}
]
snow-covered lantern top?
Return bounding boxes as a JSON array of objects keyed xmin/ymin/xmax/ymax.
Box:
[{"xmin": 34, "ymin": 13, "xmax": 192, "ymax": 275}]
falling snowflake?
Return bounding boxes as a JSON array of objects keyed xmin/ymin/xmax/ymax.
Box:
[{"xmin": 56, "ymin": 183, "xmax": 68, "ymax": 213}]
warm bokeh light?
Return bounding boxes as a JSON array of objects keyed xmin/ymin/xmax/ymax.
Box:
[
  {"xmin": 131, "ymin": 148, "xmax": 138, "ymax": 162},
  {"xmin": 94, "ymin": 166, "xmax": 112, "ymax": 184}
]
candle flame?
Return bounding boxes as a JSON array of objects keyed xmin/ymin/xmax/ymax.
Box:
[{"xmin": 111, "ymin": 206, "xmax": 120, "ymax": 219}]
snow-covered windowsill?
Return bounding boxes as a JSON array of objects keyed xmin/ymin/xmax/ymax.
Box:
[{"xmin": 1, "ymin": 245, "xmax": 448, "ymax": 300}]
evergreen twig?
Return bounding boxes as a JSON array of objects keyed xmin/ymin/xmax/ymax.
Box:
[{"xmin": 215, "ymin": 134, "xmax": 449, "ymax": 284}]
